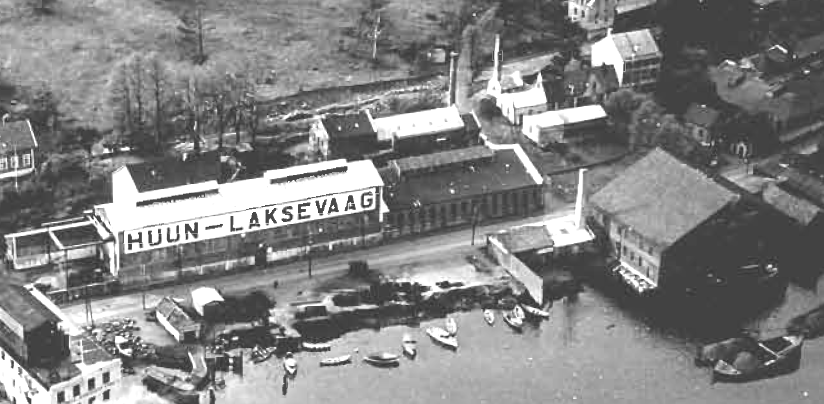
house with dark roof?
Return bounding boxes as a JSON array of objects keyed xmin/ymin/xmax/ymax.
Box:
[
  {"xmin": 310, "ymin": 110, "xmax": 378, "ymax": 161},
  {"xmin": 591, "ymin": 29, "xmax": 662, "ymax": 90},
  {"xmin": 381, "ymin": 144, "xmax": 544, "ymax": 237},
  {"xmin": 547, "ymin": 64, "xmax": 620, "ymax": 109},
  {"xmin": 589, "ymin": 148, "xmax": 747, "ymax": 293},
  {"xmin": 156, "ymin": 296, "xmax": 202, "ymax": 343},
  {"xmin": 112, "ymin": 151, "xmax": 222, "ymax": 207},
  {"xmin": 683, "ymin": 103, "xmax": 722, "ymax": 146},
  {"xmin": 0, "ymin": 118, "xmax": 38, "ymax": 180}
]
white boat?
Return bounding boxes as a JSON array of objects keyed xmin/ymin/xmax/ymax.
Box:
[
  {"xmin": 302, "ymin": 342, "xmax": 332, "ymax": 352},
  {"xmin": 319, "ymin": 355, "xmax": 352, "ymax": 367},
  {"xmin": 521, "ymin": 304, "xmax": 550, "ymax": 319},
  {"xmin": 503, "ymin": 311, "xmax": 524, "ymax": 331},
  {"xmin": 363, "ymin": 352, "xmax": 400, "ymax": 367},
  {"xmin": 426, "ymin": 327, "xmax": 458, "ymax": 350},
  {"xmin": 445, "ymin": 317, "xmax": 458, "ymax": 336},
  {"xmin": 114, "ymin": 335, "xmax": 133, "ymax": 358},
  {"xmin": 512, "ymin": 305, "xmax": 525, "ymax": 320},
  {"xmin": 283, "ymin": 352, "xmax": 298, "ymax": 376},
  {"xmin": 483, "ymin": 309, "xmax": 495, "ymax": 326},
  {"xmin": 402, "ymin": 334, "xmax": 417, "ymax": 359}
]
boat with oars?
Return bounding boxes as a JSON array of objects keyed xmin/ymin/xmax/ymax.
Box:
[
  {"xmin": 521, "ymin": 304, "xmax": 550, "ymax": 320},
  {"xmin": 363, "ymin": 352, "xmax": 401, "ymax": 367},
  {"xmin": 402, "ymin": 334, "xmax": 417, "ymax": 359},
  {"xmin": 319, "ymin": 354, "xmax": 352, "ymax": 367},
  {"xmin": 302, "ymin": 342, "xmax": 332, "ymax": 352},
  {"xmin": 503, "ymin": 310, "xmax": 524, "ymax": 331},
  {"xmin": 283, "ymin": 352, "xmax": 298, "ymax": 377},
  {"xmin": 426, "ymin": 327, "xmax": 458, "ymax": 350},
  {"xmin": 712, "ymin": 334, "xmax": 804, "ymax": 383},
  {"xmin": 483, "ymin": 309, "xmax": 495, "ymax": 326},
  {"xmin": 445, "ymin": 317, "xmax": 458, "ymax": 336}
]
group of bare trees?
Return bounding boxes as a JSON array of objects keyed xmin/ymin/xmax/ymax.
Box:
[{"xmin": 106, "ymin": 52, "xmax": 264, "ymax": 154}]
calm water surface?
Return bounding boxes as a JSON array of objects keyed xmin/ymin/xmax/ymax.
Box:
[{"xmin": 208, "ymin": 283, "xmax": 824, "ymax": 404}]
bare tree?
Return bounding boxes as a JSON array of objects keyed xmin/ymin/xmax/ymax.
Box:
[
  {"xmin": 145, "ymin": 53, "xmax": 169, "ymax": 146},
  {"xmin": 177, "ymin": 8, "xmax": 212, "ymax": 65},
  {"xmin": 128, "ymin": 53, "xmax": 146, "ymax": 135}
]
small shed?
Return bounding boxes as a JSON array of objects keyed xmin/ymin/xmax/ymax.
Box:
[
  {"xmin": 156, "ymin": 296, "xmax": 202, "ymax": 343},
  {"xmin": 191, "ymin": 287, "xmax": 225, "ymax": 320}
]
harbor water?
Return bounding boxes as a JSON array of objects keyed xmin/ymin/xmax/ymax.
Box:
[{"xmin": 191, "ymin": 283, "xmax": 823, "ymax": 404}]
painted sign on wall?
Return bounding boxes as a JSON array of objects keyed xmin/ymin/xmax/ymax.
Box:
[{"xmin": 124, "ymin": 189, "xmax": 378, "ymax": 254}]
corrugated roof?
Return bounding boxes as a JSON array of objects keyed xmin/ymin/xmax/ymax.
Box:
[
  {"xmin": 0, "ymin": 283, "xmax": 60, "ymax": 332},
  {"xmin": 762, "ymin": 182, "xmax": 822, "ymax": 226},
  {"xmin": 156, "ymin": 297, "xmax": 198, "ymax": 331},
  {"xmin": 372, "ymin": 105, "xmax": 464, "ymax": 141},
  {"xmin": 0, "ymin": 120, "xmax": 37, "ymax": 151},
  {"xmin": 683, "ymin": 103, "xmax": 721, "ymax": 128},
  {"xmin": 496, "ymin": 225, "xmax": 554, "ymax": 253},
  {"xmin": 590, "ymin": 148, "xmax": 738, "ymax": 246},
  {"xmin": 610, "ymin": 29, "xmax": 661, "ymax": 60},
  {"xmin": 321, "ymin": 111, "xmax": 376, "ymax": 139},
  {"xmin": 392, "ymin": 145, "xmax": 495, "ymax": 176},
  {"xmin": 127, "ymin": 151, "xmax": 221, "ymax": 193}
]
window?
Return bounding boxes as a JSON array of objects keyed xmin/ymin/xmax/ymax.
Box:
[
  {"xmin": 103, "ymin": 371, "xmax": 110, "ymax": 384},
  {"xmin": 461, "ymin": 201, "xmax": 469, "ymax": 215},
  {"xmin": 57, "ymin": 392, "xmax": 66, "ymax": 403},
  {"xmin": 10, "ymin": 156, "xmax": 17, "ymax": 169},
  {"xmin": 74, "ymin": 385, "xmax": 81, "ymax": 397},
  {"xmin": 450, "ymin": 203, "xmax": 457, "ymax": 218},
  {"xmin": 0, "ymin": 157, "xmax": 5, "ymax": 170},
  {"xmin": 22, "ymin": 153, "xmax": 31, "ymax": 167},
  {"xmin": 103, "ymin": 390, "xmax": 110, "ymax": 401}
]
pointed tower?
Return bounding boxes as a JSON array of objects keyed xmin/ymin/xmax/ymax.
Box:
[{"xmin": 487, "ymin": 34, "xmax": 503, "ymax": 97}]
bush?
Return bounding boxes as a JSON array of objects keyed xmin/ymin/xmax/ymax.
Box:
[{"xmin": 477, "ymin": 96, "xmax": 498, "ymax": 119}]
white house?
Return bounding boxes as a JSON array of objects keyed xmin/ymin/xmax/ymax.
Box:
[
  {"xmin": 0, "ymin": 284, "xmax": 122, "ymax": 404},
  {"xmin": 497, "ymin": 73, "xmax": 549, "ymax": 126},
  {"xmin": 591, "ymin": 29, "xmax": 662, "ymax": 89},
  {"xmin": 522, "ymin": 105, "xmax": 608, "ymax": 146}
]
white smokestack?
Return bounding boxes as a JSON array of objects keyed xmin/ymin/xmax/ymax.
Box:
[
  {"xmin": 493, "ymin": 34, "xmax": 502, "ymax": 80},
  {"xmin": 574, "ymin": 168, "xmax": 587, "ymax": 229}
]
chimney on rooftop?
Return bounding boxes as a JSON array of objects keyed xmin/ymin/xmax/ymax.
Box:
[
  {"xmin": 448, "ymin": 51, "xmax": 459, "ymax": 106},
  {"xmin": 574, "ymin": 168, "xmax": 587, "ymax": 230}
]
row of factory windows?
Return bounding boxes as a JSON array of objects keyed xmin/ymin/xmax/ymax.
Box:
[{"xmin": 55, "ymin": 371, "xmax": 112, "ymax": 403}]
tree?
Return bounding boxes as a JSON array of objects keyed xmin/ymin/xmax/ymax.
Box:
[
  {"xmin": 21, "ymin": 83, "xmax": 60, "ymax": 135},
  {"xmin": 145, "ymin": 53, "xmax": 170, "ymax": 147},
  {"xmin": 177, "ymin": 68, "xmax": 210, "ymax": 153},
  {"xmin": 604, "ymin": 89, "xmax": 651, "ymax": 142},
  {"xmin": 177, "ymin": 8, "xmax": 212, "ymax": 65}
]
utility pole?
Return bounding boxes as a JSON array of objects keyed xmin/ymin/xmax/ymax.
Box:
[
  {"xmin": 471, "ymin": 203, "xmax": 481, "ymax": 246},
  {"xmin": 306, "ymin": 228, "xmax": 313, "ymax": 279},
  {"xmin": 142, "ymin": 264, "xmax": 147, "ymax": 311},
  {"xmin": 372, "ymin": 12, "xmax": 382, "ymax": 62}
]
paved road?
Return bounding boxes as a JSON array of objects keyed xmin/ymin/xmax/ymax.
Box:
[{"xmin": 62, "ymin": 206, "xmax": 576, "ymax": 325}]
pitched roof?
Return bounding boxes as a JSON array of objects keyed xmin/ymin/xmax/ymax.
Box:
[
  {"xmin": 0, "ymin": 283, "xmax": 60, "ymax": 332},
  {"xmin": 499, "ymin": 85, "xmax": 548, "ymax": 110},
  {"xmin": 683, "ymin": 103, "xmax": 721, "ymax": 128},
  {"xmin": 762, "ymin": 182, "xmax": 822, "ymax": 226},
  {"xmin": 0, "ymin": 120, "xmax": 37, "ymax": 152},
  {"xmin": 127, "ymin": 151, "xmax": 221, "ymax": 193},
  {"xmin": 156, "ymin": 297, "xmax": 199, "ymax": 331},
  {"xmin": 495, "ymin": 225, "xmax": 554, "ymax": 254},
  {"xmin": 590, "ymin": 148, "xmax": 738, "ymax": 246},
  {"xmin": 609, "ymin": 29, "xmax": 661, "ymax": 60},
  {"xmin": 372, "ymin": 105, "xmax": 465, "ymax": 141},
  {"xmin": 616, "ymin": 0, "xmax": 657, "ymax": 14},
  {"xmin": 321, "ymin": 111, "xmax": 376, "ymax": 139}
]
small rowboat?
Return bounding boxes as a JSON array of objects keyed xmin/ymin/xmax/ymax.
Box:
[
  {"xmin": 712, "ymin": 335, "xmax": 804, "ymax": 383},
  {"xmin": 283, "ymin": 352, "xmax": 298, "ymax": 376},
  {"xmin": 426, "ymin": 327, "xmax": 458, "ymax": 350},
  {"xmin": 319, "ymin": 355, "xmax": 352, "ymax": 367},
  {"xmin": 503, "ymin": 311, "xmax": 523, "ymax": 331},
  {"xmin": 402, "ymin": 334, "xmax": 417, "ymax": 359},
  {"xmin": 302, "ymin": 342, "xmax": 332, "ymax": 352},
  {"xmin": 521, "ymin": 304, "xmax": 550, "ymax": 319},
  {"xmin": 363, "ymin": 352, "xmax": 400, "ymax": 367},
  {"xmin": 445, "ymin": 317, "xmax": 458, "ymax": 336},
  {"xmin": 483, "ymin": 309, "xmax": 495, "ymax": 326},
  {"xmin": 512, "ymin": 305, "xmax": 525, "ymax": 320},
  {"xmin": 251, "ymin": 346, "xmax": 275, "ymax": 364}
]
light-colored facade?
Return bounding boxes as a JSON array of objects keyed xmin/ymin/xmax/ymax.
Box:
[
  {"xmin": 522, "ymin": 105, "xmax": 608, "ymax": 145},
  {"xmin": 0, "ymin": 286, "xmax": 122, "ymax": 404},
  {"xmin": 592, "ymin": 29, "xmax": 662, "ymax": 89},
  {"xmin": 497, "ymin": 75, "xmax": 548, "ymax": 126},
  {"xmin": 0, "ymin": 119, "xmax": 38, "ymax": 180}
]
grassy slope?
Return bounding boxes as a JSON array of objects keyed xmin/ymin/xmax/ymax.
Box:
[{"xmin": 0, "ymin": 0, "xmax": 460, "ymax": 131}]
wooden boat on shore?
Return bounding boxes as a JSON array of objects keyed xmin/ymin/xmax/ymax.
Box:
[
  {"xmin": 402, "ymin": 334, "xmax": 417, "ymax": 359},
  {"xmin": 521, "ymin": 304, "xmax": 550, "ymax": 319},
  {"xmin": 302, "ymin": 342, "xmax": 332, "ymax": 352},
  {"xmin": 363, "ymin": 352, "xmax": 400, "ymax": 367},
  {"xmin": 251, "ymin": 346, "xmax": 275, "ymax": 364},
  {"xmin": 142, "ymin": 366, "xmax": 197, "ymax": 393},
  {"xmin": 319, "ymin": 355, "xmax": 352, "ymax": 367},
  {"xmin": 426, "ymin": 327, "xmax": 458, "ymax": 350},
  {"xmin": 445, "ymin": 317, "xmax": 458, "ymax": 336},
  {"xmin": 503, "ymin": 311, "xmax": 524, "ymax": 331},
  {"xmin": 283, "ymin": 352, "xmax": 298, "ymax": 376},
  {"xmin": 483, "ymin": 309, "xmax": 495, "ymax": 326},
  {"xmin": 512, "ymin": 305, "xmax": 525, "ymax": 320},
  {"xmin": 712, "ymin": 335, "xmax": 804, "ymax": 383}
]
